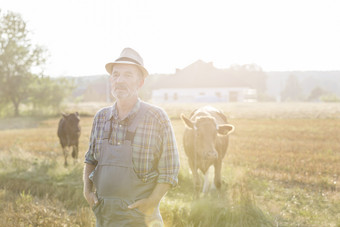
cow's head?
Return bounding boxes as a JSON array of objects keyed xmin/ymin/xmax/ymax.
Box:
[
  {"xmin": 181, "ymin": 113, "xmax": 234, "ymax": 161},
  {"xmin": 62, "ymin": 112, "xmax": 81, "ymax": 135}
]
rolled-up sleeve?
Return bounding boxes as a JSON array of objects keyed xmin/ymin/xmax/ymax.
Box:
[{"xmin": 157, "ymin": 119, "xmax": 180, "ymax": 187}]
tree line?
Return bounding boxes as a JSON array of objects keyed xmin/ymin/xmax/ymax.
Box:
[
  {"xmin": 2, "ymin": 10, "xmax": 337, "ymax": 115},
  {"xmin": 0, "ymin": 10, "xmax": 73, "ymax": 117}
]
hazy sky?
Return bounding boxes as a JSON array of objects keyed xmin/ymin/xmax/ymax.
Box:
[{"xmin": 1, "ymin": 0, "xmax": 340, "ymax": 76}]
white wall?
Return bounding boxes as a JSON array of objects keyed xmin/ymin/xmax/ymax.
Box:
[{"xmin": 151, "ymin": 87, "xmax": 257, "ymax": 103}]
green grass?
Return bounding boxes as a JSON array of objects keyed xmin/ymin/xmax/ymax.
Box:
[
  {"xmin": 0, "ymin": 102, "xmax": 339, "ymax": 226},
  {"xmin": 0, "ymin": 148, "xmax": 274, "ymax": 226}
]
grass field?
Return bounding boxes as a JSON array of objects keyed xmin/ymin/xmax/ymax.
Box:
[{"xmin": 0, "ymin": 102, "xmax": 339, "ymax": 226}]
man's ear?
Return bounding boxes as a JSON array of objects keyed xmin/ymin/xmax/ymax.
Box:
[
  {"xmin": 181, "ymin": 114, "xmax": 194, "ymax": 129},
  {"xmin": 217, "ymin": 124, "xmax": 235, "ymax": 135},
  {"xmin": 139, "ymin": 78, "xmax": 144, "ymax": 88}
]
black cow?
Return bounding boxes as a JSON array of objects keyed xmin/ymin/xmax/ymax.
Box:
[{"xmin": 57, "ymin": 112, "xmax": 81, "ymax": 166}]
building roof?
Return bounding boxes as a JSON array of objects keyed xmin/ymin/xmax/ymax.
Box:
[{"xmin": 150, "ymin": 60, "xmax": 251, "ymax": 89}]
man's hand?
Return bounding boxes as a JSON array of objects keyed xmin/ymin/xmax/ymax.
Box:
[
  {"xmin": 83, "ymin": 163, "xmax": 97, "ymax": 207},
  {"xmin": 128, "ymin": 198, "xmax": 157, "ymax": 216},
  {"xmin": 128, "ymin": 183, "xmax": 171, "ymax": 215},
  {"xmin": 85, "ymin": 191, "xmax": 99, "ymax": 207}
]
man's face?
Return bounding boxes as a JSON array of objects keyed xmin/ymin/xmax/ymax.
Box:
[{"xmin": 109, "ymin": 64, "xmax": 144, "ymax": 100}]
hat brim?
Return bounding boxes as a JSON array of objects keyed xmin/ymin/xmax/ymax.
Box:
[{"xmin": 105, "ymin": 61, "xmax": 149, "ymax": 78}]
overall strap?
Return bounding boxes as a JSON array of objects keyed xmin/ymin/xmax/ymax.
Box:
[
  {"xmin": 125, "ymin": 101, "xmax": 149, "ymax": 142},
  {"xmin": 108, "ymin": 117, "xmax": 114, "ymax": 141},
  {"xmin": 107, "ymin": 107, "xmax": 115, "ymax": 140}
]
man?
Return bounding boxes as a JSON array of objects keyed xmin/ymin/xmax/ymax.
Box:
[{"xmin": 83, "ymin": 47, "xmax": 180, "ymax": 227}]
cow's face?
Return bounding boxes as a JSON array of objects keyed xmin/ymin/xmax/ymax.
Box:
[
  {"xmin": 181, "ymin": 114, "xmax": 234, "ymax": 161},
  {"xmin": 62, "ymin": 112, "xmax": 80, "ymax": 134}
]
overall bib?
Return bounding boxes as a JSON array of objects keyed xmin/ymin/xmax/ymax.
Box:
[{"xmin": 92, "ymin": 102, "xmax": 163, "ymax": 227}]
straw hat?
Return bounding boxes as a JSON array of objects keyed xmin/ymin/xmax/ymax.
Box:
[{"xmin": 105, "ymin": 47, "xmax": 148, "ymax": 78}]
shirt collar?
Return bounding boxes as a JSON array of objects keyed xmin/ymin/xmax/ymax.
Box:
[{"xmin": 109, "ymin": 98, "xmax": 141, "ymax": 121}]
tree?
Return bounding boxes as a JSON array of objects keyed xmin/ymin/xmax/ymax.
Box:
[
  {"xmin": 281, "ymin": 74, "xmax": 303, "ymax": 101},
  {"xmin": 229, "ymin": 64, "xmax": 267, "ymax": 94},
  {"xmin": 30, "ymin": 77, "xmax": 75, "ymax": 114},
  {"xmin": 307, "ymin": 86, "xmax": 327, "ymax": 102},
  {"xmin": 0, "ymin": 10, "xmax": 46, "ymax": 116}
]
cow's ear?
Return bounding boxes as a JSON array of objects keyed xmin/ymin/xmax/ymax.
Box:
[
  {"xmin": 217, "ymin": 124, "xmax": 235, "ymax": 135},
  {"xmin": 181, "ymin": 114, "xmax": 194, "ymax": 129},
  {"xmin": 62, "ymin": 113, "xmax": 67, "ymax": 118},
  {"xmin": 75, "ymin": 112, "xmax": 79, "ymax": 116}
]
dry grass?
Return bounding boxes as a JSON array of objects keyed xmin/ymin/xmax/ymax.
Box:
[{"xmin": 0, "ymin": 102, "xmax": 339, "ymax": 226}]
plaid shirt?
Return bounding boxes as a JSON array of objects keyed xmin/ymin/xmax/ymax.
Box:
[{"xmin": 85, "ymin": 99, "xmax": 180, "ymax": 187}]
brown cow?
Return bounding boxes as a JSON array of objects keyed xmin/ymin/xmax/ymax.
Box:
[
  {"xmin": 57, "ymin": 112, "xmax": 81, "ymax": 166},
  {"xmin": 181, "ymin": 106, "xmax": 234, "ymax": 197}
]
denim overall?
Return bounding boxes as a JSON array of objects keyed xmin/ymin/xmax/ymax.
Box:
[{"xmin": 92, "ymin": 102, "xmax": 163, "ymax": 227}]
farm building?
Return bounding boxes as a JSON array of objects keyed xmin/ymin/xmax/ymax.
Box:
[
  {"xmin": 152, "ymin": 87, "xmax": 257, "ymax": 103},
  {"xmin": 150, "ymin": 60, "xmax": 257, "ymax": 103}
]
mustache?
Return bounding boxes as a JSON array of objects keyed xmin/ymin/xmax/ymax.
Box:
[{"xmin": 114, "ymin": 84, "xmax": 128, "ymax": 90}]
